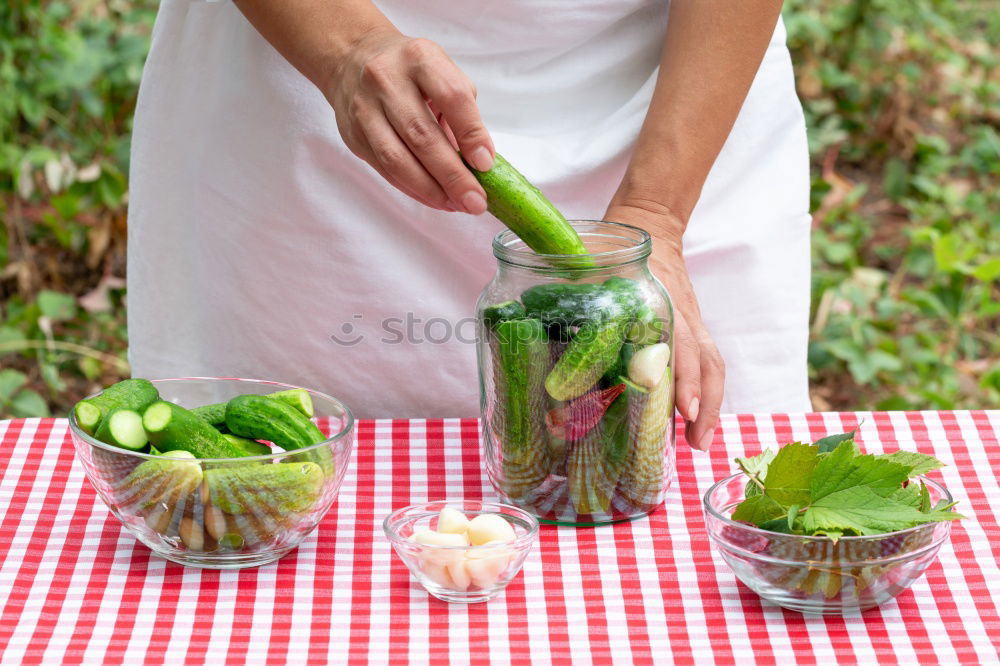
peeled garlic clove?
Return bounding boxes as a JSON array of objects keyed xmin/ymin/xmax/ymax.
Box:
[
  {"xmin": 436, "ymin": 506, "xmax": 470, "ymax": 535},
  {"xmin": 447, "ymin": 560, "xmax": 472, "ymax": 591},
  {"xmin": 627, "ymin": 343, "xmax": 671, "ymax": 390},
  {"xmin": 466, "ymin": 556, "xmax": 506, "ymax": 589},
  {"xmin": 179, "ymin": 517, "xmax": 205, "ymax": 551},
  {"xmin": 412, "ymin": 528, "xmax": 468, "ymax": 565},
  {"xmin": 467, "ymin": 514, "xmax": 516, "ymax": 545},
  {"xmin": 203, "ymin": 506, "xmax": 229, "ymax": 541},
  {"xmin": 421, "ymin": 562, "xmax": 454, "ymax": 589}
]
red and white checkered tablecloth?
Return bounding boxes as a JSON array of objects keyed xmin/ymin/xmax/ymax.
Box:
[{"xmin": 0, "ymin": 412, "xmax": 998, "ymax": 665}]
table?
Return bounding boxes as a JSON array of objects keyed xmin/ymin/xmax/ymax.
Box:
[{"xmin": 1, "ymin": 412, "xmax": 998, "ymax": 664}]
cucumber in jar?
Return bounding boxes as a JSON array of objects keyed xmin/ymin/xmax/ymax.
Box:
[{"xmin": 490, "ymin": 318, "xmax": 552, "ymax": 499}]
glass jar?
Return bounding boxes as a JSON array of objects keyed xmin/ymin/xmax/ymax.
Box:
[{"xmin": 476, "ymin": 221, "xmax": 675, "ymax": 525}]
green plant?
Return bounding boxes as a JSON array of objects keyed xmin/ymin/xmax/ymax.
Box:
[{"xmin": 786, "ymin": 0, "xmax": 1000, "ymax": 410}]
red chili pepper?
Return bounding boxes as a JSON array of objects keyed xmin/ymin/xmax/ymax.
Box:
[{"xmin": 546, "ymin": 383, "xmax": 626, "ymax": 441}]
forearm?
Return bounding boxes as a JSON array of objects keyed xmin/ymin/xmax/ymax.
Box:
[
  {"xmin": 233, "ymin": 0, "xmax": 395, "ymax": 89},
  {"xmin": 613, "ymin": 0, "xmax": 784, "ymax": 234}
]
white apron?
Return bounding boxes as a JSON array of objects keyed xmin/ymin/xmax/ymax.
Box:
[{"xmin": 128, "ymin": 0, "xmax": 812, "ymax": 418}]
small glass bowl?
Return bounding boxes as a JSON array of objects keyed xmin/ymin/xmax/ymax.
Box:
[
  {"xmin": 69, "ymin": 377, "xmax": 354, "ymax": 569},
  {"xmin": 384, "ymin": 500, "xmax": 539, "ymax": 603},
  {"xmin": 703, "ymin": 473, "xmax": 955, "ymax": 614}
]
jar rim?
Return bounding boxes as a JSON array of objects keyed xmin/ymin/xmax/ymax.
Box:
[{"xmin": 492, "ymin": 220, "xmax": 652, "ymax": 271}]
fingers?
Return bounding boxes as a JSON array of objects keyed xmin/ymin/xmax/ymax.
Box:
[
  {"xmin": 673, "ymin": 309, "xmax": 702, "ymax": 430},
  {"xmin": 686, "ymin": 340, "xmax": 725, "ymax": 452},
  {"xmin": 415, "ymin": 62, "xmax": 494, "ymax": 172},
  {"xmin": 382, "ymin": 83, "xmax": 488, "ymax": 214},
  {"xmin": 354, "ymin": 110, "xmax": 453, "ymax": 211}
]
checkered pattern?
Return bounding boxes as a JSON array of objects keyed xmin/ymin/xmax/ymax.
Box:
[{"xmin": 1, "ymin": 412, "xmax": 998, "ymax": 665}]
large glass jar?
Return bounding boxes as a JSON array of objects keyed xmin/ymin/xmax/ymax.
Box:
[{"xmin": 476, "ymin": 221, "xmax": 675, "ymax": 525}]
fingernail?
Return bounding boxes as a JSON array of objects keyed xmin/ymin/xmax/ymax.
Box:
[
  {"xmin": 462, "ymin": 191, "xmax": 487, "ymax": 214},
  {"xmin": 468, "ymin": 146, "xmax": 494, "ymax": 172},
  {"xmin": 698, "ymin": 428, "xmax": 715, "ymax": 451},
  {"xmin": 688, "ymin": 397, "xmax": 700, "ymax": 423}
]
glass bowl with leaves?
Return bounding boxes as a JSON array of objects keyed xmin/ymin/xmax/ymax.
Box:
[{"xmin": 703, "ymin": 432, "xmax": 963, "ymax": 614}]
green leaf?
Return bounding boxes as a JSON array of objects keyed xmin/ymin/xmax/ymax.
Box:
[
  {"xmin": 732, "ymin": 494, "xmax": 786, "ymax": 526},
  {"xmin": 36, "ymin": 290, "xmax": 77, "ymax": 322},
  {"xmin": 889, "ymin": 482, "xmax": 923, "ymax": 508},
  {"xmin": 814, "ymin": 430, "xmax": 856, "ymax": 453},
  {"xmin": 876, "ymin": 451, "xmax": 945, "ymax": 477},
  {"xmin": 764, "ymin": 442, "xmax": 819, "ymax": 506},
  {"xmin": 10, "ymin": 389, "xmax": 50, "ymax": 418},
  {"xmin": 735, "ymin": 449, "xmax": 775, "ymax": 497},
  {"xmin": 918, "ymin": 482, "xmax": 932, "ymax": 512},
  {"xmin": 0, "ymin": 369, "xmax": 28, "ymax": 404},
  {"xmin": 971, "ymin": 258, "xmax": 1000, "ymax": 283},
  {"xmin": 811, "ymin": 440, "xmax": 912, "ymax": 502},
  {"xmin": 802, "ymin": 486, "xmax": 962, "ymax": 535}
]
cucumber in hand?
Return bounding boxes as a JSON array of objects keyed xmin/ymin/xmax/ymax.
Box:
[{"xmin": 467, "ymin": 153, "xmax": 592, "ymax": 265}]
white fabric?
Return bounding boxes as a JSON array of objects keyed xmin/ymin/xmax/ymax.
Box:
[{"xmin": 128, "ymin": 0, "xmax": 811, "ymax": 418}]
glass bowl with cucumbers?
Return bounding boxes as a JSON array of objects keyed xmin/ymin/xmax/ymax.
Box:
[
  {"xmin": 69, "ymin": 377, "xmax": 354, "ymax": 569},
  {"xmin": 475, "ymin": 220, "xmax": 675, "ymax": 526}
]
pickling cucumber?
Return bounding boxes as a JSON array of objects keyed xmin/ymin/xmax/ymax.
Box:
[
  {"xmin": 545, "ymin": 315, "xmax": 634, "ymax": 401},
  {"xmin": 222, "ymin": 433, "xmax": 272, "ymax": 457},
  {"xmin": 627, "ymin": 304, "xmax": 664, "ymax": 345},
  {"xmin": 521, "ymin": 282, "xmax": 622, "ymax": 331},
  {"xmin": 224, "ymin": 395, "xmax": 325, "ymax": 451},
  {"xmin": 93, "ymin": 409, "xmax": 149, "ymax": 452},
  {"xmin": 617, "ymin": 367, "xmax": 674, "ymax": 511},
  {"xmin": 268, "ymin": 388, "xmax": 315, "ymax": 418},
  {"xmin": 191, "ymin": 389, "xmax": 315, "ymax": 429},
  {"xmin": 482, "ymin": 300, "xmax": 527, "ymax": 329},
  {"xmin": 491, "ymin": 318, "xmax": 551, "ymax": 499},
  {"xmin": 191, "ymin": 402, "xmax": 227, "ymax": 427},
  {"xmin": 143, "ymin": 401, "xmax": 250, "ymax": 459},
  {"xmin": 467, "ymin": 153, "xmax": 592, "ymax": 266},
  {"xmin": 74, "ymin": 379, "xmax": 160, "ymax": 435}
]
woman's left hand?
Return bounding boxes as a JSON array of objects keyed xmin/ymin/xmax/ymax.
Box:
[{"xmin": 604, "ymin": 201, "xmax": 724, "ymax": 451}]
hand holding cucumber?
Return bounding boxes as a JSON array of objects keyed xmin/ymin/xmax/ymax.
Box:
[
  {"xmin": 604, "ymin": 202, "xmax": 725, "ymax": 452},
  {"xmin": 323, "ymin": 26, "xmax": 494, "ymax": 214}
]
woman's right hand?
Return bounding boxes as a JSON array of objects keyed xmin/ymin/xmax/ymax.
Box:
[{"xmin": 323, "ymin": 28, "xmax": 495, "ymax": 214}]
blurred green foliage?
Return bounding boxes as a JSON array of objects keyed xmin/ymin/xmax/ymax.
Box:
[
  {"xmin": 0, "ymin": 0, "xmax": 997, "ymax": 418},
  {"xmin": 786, "ymin": 0, "xmax": 999, "ymax": 410}
]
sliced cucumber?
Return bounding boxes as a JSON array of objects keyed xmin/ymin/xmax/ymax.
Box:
[
  {"xmin": 94, "ymin": 409, "xmax": 149, "ymax": 452},
  {"xmin": 267, "ymin": 388, "xmax": 314, "ymax": 418},
  {"xmin": 73, "ymin": 378, "xmax": 160, "ymax": 435},
  {"xmin": 143, "ymin": 401, "xmax": 249, "ymax": 459}
]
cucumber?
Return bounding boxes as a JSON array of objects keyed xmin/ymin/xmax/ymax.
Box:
[
  {"xmin": 617, "ymin": 367, "xmax": 674, "ymax": 511},
  {"xmin": 491, "ymin": 318, "xmax": 551, "ymax": 499},
  {"xmin": 224, "ymin": 395, "xmax": 334, "ymax": 474},
  {"xmin": 545, "ymin": 315, "xmax": 634, "ymax": 401},
  {"xmin": 93, "ymin": 409, "xmax": 149, "ymax": 452},
  {"xmin": 566, "ymin": 422, "xmax": 616, "ymax": 516},
  {"xmin": 224, "ymin": 395, "xmax": 324, "ymax": 451},
  {"xmin": 222, "ymin": 433, "xmax": 273, "ymax": 457},
  {"xmin": 268, "ymin": 388, "xmax": 315, "ymax": 418},
  {"xmin": 601, "ymin": 342, "xmax": 636, "ymax": 388},
  {"xmin": 205, "ymin": 462, "xmax": 324, "ymax": 515},
  {"xmin": 627, "ymin": 304, "xmax": 664, "ymax": 345},
  {"xmin": 112, "ymin": 450, "xmax": 202, "ymax": 512},
  {"xmin": 482, "ymin": 300, "xmax": 527, "ymax": 329},
  {"xmin": 191, "ymin": 389, "xmax": 314, "ymax": 429},
  {"xmin": 521, "ymin": 283, "xmax": 622, "ymax": 330},
  {"xmin": 468, "ymin": 153, "xmax": 592, "ymax": 267},
  {"xmin": 191, "ymin": 402, "xmax": 227, "ymax": 427},
  {"xmin": 74, "ymin": 379, "xmax": 160, "ymax": 435},
  {"xmin": 143, "ymin": 401, "xmax": 250, "ymax": 459}
]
